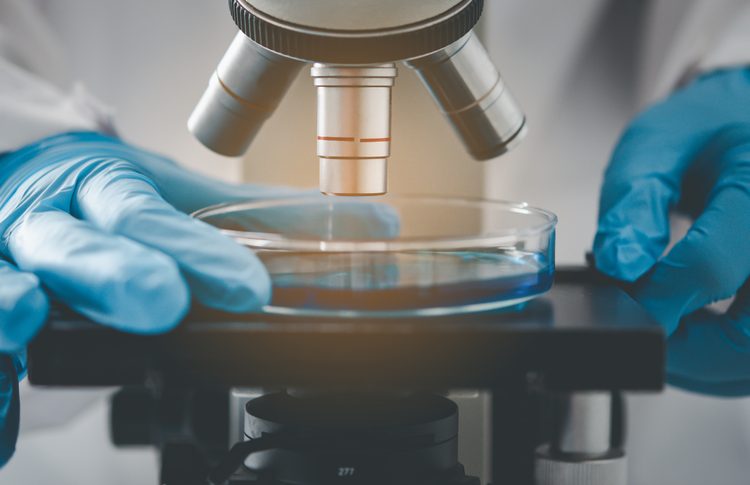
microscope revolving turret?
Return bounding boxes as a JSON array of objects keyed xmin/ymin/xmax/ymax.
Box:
[{"xmin": 189, "ymin": 0, "xmax": 526, "ymax": 195}]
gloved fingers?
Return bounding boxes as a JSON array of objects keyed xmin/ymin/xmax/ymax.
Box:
[
  {"xmin": 666, "ymin": 285, "xmax": 750, "ymax": 396},
  {"xmin": 5, "ymin": 208, "xmax": 189, "ymax": 333},
  {"xmin": 96, "ymin": 137, "xmax": 401, "ymax": 239},
  {"xmin": 631, "ymin": 130, "xmax": 750, "ymax": 335},
  {"xmin": 133, "ymin": 150, "xmax": 306, "ymax": 214},
  {"xmin": 591, "ymin": 71, "xmax": 748, "ymax": 282},
  {"xmin": 593, "ymin": 172, "xmax": 676, "ymax": 282},
  {"xmin": 0, "ymin": 260, "xmax": 48, "ymax": 353},
  {"xmin": 595, "ymin": 69, "xmax": 750, "ymax": 283},
  {"xmin": 131, "ymin": 145, "xmax": 401, "ymax": 239},
  {"xmin": 593, "ymin": 106, "xmax": 700, "ymax": 282},
  {"xmin": 151, "ymin": 165, "xmax": 401, "ymax": 240},
  {"xmin": 74, "ymin": 161, "xmax": 271, "ymax": 312},
  {"xmin": 201, "ymin": 197, "xmax": 401, "ymax": 241},
  {"xmin": 0, "ymin": 355, "xmax": 20, "ymax": 468}
]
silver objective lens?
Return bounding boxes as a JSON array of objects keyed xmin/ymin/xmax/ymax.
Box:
[
  {"xmin": 406, "ymin": 30, "xmax": 526, "ymax": 160},
  {"xmin": 188, "ymin": 33, "xmax": 304, "ymax": 157},
  {"xmin": 311, "ymin": 64, "xmax": 397, "ymax": 196}
]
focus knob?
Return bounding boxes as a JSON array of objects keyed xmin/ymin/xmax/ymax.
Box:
[{"xmin": 534, "ymin": 446, "xmax": 627, "ymax": 485}]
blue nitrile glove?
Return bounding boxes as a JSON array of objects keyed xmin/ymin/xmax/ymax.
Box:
[
  {"xmin": 594, "ymin": 68, "xmax": 750, "ymax": 396},
  {"xmin": 0, "ymin": 131, "xmax": 399, "ymax": 465}
]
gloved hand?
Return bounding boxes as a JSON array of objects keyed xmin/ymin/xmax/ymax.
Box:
[
  {"xmin": 594, "ymin": 68, "xmax": 750, "ymax": 396},
  {"xmin": 0, "ymin": 131, "xmax": 398, "ymax": 465}
]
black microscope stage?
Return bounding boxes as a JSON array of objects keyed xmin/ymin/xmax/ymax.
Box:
[
  {"xmin": 28, "ymin": 269, "xmax": 664, "ymax": 392},
  {"xmin": 25, "ymin": 268, "xmax": 665, "ymax": 485}
]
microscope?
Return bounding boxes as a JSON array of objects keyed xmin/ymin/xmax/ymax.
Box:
[
  {"xmin": 187, "ymin": 0, "xmax": 526, "ymax": 195},
  {"xmin": 27, "ymin": 2, "xmax": 666, "ymax": 485}
]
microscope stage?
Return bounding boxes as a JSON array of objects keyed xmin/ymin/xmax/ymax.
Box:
[{"xmin": 28, "ymin": 269, "xmax": 664, "ymax": 392}]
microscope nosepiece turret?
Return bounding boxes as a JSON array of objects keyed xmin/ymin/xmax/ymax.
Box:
[{"xmin": 189, "ymin": 0, "xmax": 525, "ymax": 195}]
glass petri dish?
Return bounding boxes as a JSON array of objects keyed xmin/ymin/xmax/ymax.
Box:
[{"xmin": 193, "ymin": 195, "xmax": 557, "ymax": 318}]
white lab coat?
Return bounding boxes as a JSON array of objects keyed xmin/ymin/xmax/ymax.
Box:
[{"xmin": 1, "ymin": 1, "xmax": 750, "ymax": 484}]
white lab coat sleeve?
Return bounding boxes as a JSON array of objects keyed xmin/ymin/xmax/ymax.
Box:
[
  {"xmin": 697, "ymin": 3, "xmax": 750, "ymax": 72},
  {"xmin": 0, "ymin": 0, "xmax": 114, "ymax": 153}
]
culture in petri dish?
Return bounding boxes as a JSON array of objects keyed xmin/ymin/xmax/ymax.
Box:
[{"xmin": 259, "ymin": 248, "xmax": 553, "ymax": 313}]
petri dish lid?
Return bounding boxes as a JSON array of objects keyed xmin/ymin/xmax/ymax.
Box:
[{"xmin": 192, "ymin": 194, "xmax": 557, "ymax": 252}]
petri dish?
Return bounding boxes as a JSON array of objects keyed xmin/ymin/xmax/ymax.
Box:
[{"xmin": 193, "ymin": 195, "xmax": 557, "ymax": 318}]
